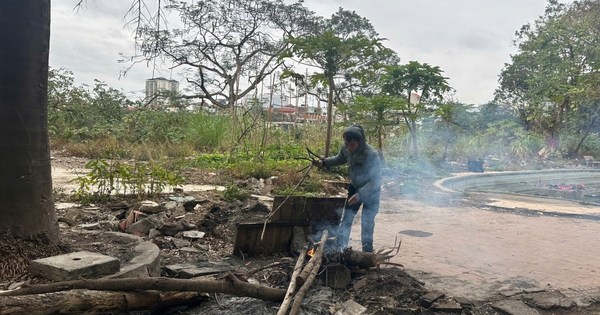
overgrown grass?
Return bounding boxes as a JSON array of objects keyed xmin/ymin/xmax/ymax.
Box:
[{"xmin": 186, "ymin": 111, "xmax": 232, "ymax": 152}]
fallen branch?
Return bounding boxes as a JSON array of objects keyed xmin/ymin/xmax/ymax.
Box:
[
  {"xmin": 0, "ymin": 272, "xmax": 285, "ymax": 302},
  {"xmin": 378, "ymin": 261, "xmax": 405, "ymax": 270},
  {"xmin": 277, "ymin": 245, "xmax": 308, "ymax": 315},
  {"xmin": 245, "ymin": 258, "xmax": 293, "ymax": 278},
  {"xmin": 289, "ymin": 230, "xmax": 329, "ymax": 315},
  {"xmin": 0, "ymin": 290, "xmax": 208, "ymax": 315}
]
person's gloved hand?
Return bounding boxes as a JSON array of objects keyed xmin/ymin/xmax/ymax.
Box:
[
  {"xmin": 348, "ymin": 193, "xmax": 360, "ymax": 205},
  {"xmin": 312, "ymin": 159, "xmax": 324, "ymax": 167}
]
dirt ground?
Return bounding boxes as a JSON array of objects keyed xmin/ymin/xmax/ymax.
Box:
[{"xmin": 5, "ymin": 153, "xmax": 600, "ymax": 315}]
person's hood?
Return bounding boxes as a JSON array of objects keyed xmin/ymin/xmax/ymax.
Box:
[{"xmin": 344, "ymin": 125, "xmax": 366, "ymax": 154}]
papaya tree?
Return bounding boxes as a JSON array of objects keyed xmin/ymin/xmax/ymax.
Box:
[
  {"xmin": 380, "ymin": 61, "xmax": 451, "ymax": 158},
  {"xmin": 282, "ymin": 8, "xmax": 398, "ymax": 157},
  {"xmin": 340, "ymin": 94, "xmax": 406, "ymax": 164}
]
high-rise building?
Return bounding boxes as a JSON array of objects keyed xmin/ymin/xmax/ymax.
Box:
[{"xmin": 145, "ymin": 77, "xmax": 179, "ymax": 107}]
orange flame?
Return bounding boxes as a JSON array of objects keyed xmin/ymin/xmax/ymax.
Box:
[{"xmin": 307, "ymin": 248, "xmax": 314, "ymax": 257}]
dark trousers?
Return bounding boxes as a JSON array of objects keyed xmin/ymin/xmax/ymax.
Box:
[{"xmin": 336, "ymin": 185, "xmax": 380, "ymax": 252}]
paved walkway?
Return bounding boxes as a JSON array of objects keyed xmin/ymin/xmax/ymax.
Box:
[{"xmin": 346, "ymin": 194, "xmax": 600, "ymax": 301}]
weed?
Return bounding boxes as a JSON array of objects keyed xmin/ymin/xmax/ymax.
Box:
[
  {"xmin": 222, "ymin": 184, "xmax": 250, "ymax": 202},
  {"xmin": 70, "ymin": 158, "xmax": 184, "ymax": 202}
]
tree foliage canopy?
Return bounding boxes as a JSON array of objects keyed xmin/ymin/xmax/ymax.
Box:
[
  {"xmin": 496, "ymin": 0, "xmax": 600, "ymax": 153},
  {"xmin": 135, "ymin": 0, "xmax": 315, "ymax": 109}
]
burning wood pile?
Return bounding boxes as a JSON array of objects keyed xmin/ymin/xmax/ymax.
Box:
[{"xmin": 276, "ymin": 229, "xmax": 402, "ymax": 315}]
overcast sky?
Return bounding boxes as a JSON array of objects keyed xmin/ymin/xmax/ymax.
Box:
[{"xmin": 50, "ymin": 0, "xmax": 572, "ymax": 105}]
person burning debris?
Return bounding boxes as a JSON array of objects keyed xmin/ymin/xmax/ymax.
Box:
[{"xmin": 315, "ymin": 125, "xmax": 382, "ymax": 252}]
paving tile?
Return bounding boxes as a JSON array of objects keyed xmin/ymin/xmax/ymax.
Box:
[{"xmin": 367, "ymin": 198, "xmax": 600, "ymax": 299}]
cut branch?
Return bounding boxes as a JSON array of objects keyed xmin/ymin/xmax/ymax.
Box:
[
  {"xmin": 277, "ymin": 245, "xmax": 308, "ymax": 315},
  {"xmin": 289, "ymin": 230, "xmax": 329, "ymax": 315}
]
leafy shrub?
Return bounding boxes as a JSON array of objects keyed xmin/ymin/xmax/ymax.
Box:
[
  {"xmin": 222, "ymin": 184, "xmax": 250, "ymax": 202},
  {"xmin": 70, "ymin": 158, "xmax": 184, "ymax": 202},
  {"xmin": 510, "ymin": 133, "xmax": 544, "ymax": 160}
]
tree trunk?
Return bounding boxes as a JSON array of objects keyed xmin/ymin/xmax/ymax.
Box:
[
  {"xmin": 343, "ymin": 249, "xmax": 377, "ymax": 268},
  {"xmin": 410, "ymin": 120, "xmax": 419, "ymax": 158},
  {"xmin": 324, "ymin": 76, "xmax": 335, "ymax": 157},
  {"xmin": 572, "ymin": 114, "xmax": 598, "ymax": 157},
  {"xmin": 0, "ymin": 290, "xmax": 208, "ymax": 315},
  {"xmin": 0, "ymin": 1, "xmax": 59, "ymax": 241},
  {"xmin": 377, "ymin": 125, "xmax": 386, "ymax": 166}
]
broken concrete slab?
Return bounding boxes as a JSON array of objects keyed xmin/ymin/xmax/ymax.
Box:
[
  {"xmin": 522, "ymin": 290, "xmax": 567, "ymax": 310},
  {"xmin": 164, "ymin": 262, "xmax": 236, "ymax": 278},
  {"xmin": 126, "ymin": 212, "xmax": 169, "ymax": 235},
  {"xmin": 500, "ymin": 288, "xmax": 546, "ymax": 297},
  {"xmin": 334, "ymin": 299, "xmax": 367, "ymax": 315},
  {"xmin": 182, "ymin": 230, "xmax": 205, "ymax": 239},
  {"xmin": 171, "ymin": 238, "xmax": 190, "ymax": 249},
  {"xmin": 420, "ymin": 291, "xmax": 444, "ymax": 308},
  {"xmin": 492, "ymin": 300, "xmax": 540, "ymax": 315},
  {"xmin": 30, "ymin": 251, "xmax": 120, "ymax": 281},
  {"xmin": 159, "ymin": 220, "xmax": 196, "ymax": 236},
  {"xmin": 431, "ymin": 298, "xmax": 463, "ymax": 312},
  {"xmin": 139, "ymin": 201, "xmax": 167, "ymax": 214},
  {"xmin": 452, "ymin": 296, "xmax": 472, "ymax": 307},
  {"xmin": 103, "ymin": 234, "xmax": 161, "ymax": 279}
]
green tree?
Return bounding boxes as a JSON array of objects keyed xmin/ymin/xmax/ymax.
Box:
[
  {"xmin": 496, "ymin": 0, "xmax": 600, "ymax": 155},
  {"xmin": 48, "ymin": 71, "xmax": 135, "ymax": 142},
  {"xmin": 48, "ymin": 68, "xmax": 92, "ymax": 140},
  {"xmin": 433, "ymin": 102, "xmax": 471, "ymax": 162},
  {"xmin": 342, "ymin": 94, "xmax": 406, "ymax": 164},
  {"xmin": 380, "ymin": 61, "xmax": 451, "ymax": 158},
  {"xmin": 135, "ymin": 0, "xmax": 314, "ymax": 111},
  {"xmin": 283, "ymin": 8, "xmax": 397, "ymax": 156}
]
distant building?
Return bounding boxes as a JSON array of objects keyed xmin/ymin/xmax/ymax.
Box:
[{"xmin": 145, "ymin": 77, "xmax": 179, "ymax": 107}]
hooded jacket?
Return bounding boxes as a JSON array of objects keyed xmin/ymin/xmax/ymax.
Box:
[{"xmin": 322, "ymin": 126, "xmax": 382, "ymax": 199}]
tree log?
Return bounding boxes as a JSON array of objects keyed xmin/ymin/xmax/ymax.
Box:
[
  {"xmin": 0, "ymin": 272, "xmax": 285, "ymax": 302},
  {"xmin": 290, "ymin": 230, "xmax": 328, "ymax": 315},
  {"xmin": 296, "ymin": 253, "xmax": 317, "ymax": 287},
  {"xmin": 343, "ymin": 248, "xmax": 377, "ymax": 268},
  {"xmin": 277, "ymin": 245, "xmax": 308, "ymax": 315},
  {"xmin": 0, "ymin": 290, "xmax": 207, "ymax": 315}
]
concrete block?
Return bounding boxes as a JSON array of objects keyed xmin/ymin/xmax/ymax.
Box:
[
  {"xmin": 492, "ymin": 300, "xmax": 540, "ymax": 315},
  {"xmin": 30, "ymin": 251, "xmax": 120, "ymax": 281},
  {"xmin": 164, "ymin": 262, "xmax": 235, "ymax": 278}
]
